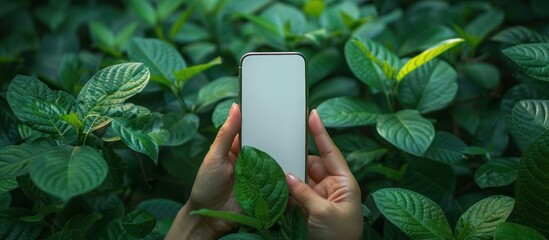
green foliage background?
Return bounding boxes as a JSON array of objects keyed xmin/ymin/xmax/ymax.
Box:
[{"xmin": 1, "ymin": 0, "xmax": 549, "ymax": 239}]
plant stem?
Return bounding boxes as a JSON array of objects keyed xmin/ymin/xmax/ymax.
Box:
[{"xmin": 171, "ymin": 85, "xmax": 190, "ymax": 113}]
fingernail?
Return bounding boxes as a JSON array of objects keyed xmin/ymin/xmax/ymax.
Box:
[{"xmin": 286, "ymin": 173, "xmax": 300, "ymax": 185}]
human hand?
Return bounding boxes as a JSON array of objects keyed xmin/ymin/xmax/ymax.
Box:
[
  {"xmin": 166, "ymin": 103, "xmax": 241, "ymax": 240},
  {"xmin": 286, "ymin": 109, "xmax": 363, "ymax": 240}
]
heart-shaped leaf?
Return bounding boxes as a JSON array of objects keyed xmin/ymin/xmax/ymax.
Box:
[
  {"xmin": 317, "ymin": 97, "xmax": 380, "ymax": 127},
  {"xmin": 376, "ymin": 110, "xmax": 435, "ymax": 156},
  {"xmin": 234, "ymin": 146, "xmax": 289, "ymax": 227},
  {"xmin": 28, "ymin": 146, "xmax": 108, "ymax": 201},
  {"xmin": 373, "ymin": 188, "xmax": 453, "ymax": 240},
  {"xmin": 455, "ymin": 195, "xmax": 515, "ymax": 240}
]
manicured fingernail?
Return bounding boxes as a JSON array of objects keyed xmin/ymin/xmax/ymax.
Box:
[{"xmin": 286, "ymin": 173, "xmax": 300, "ymax": 185}]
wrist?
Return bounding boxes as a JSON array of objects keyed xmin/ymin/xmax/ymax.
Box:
[{"xmin": 165, "ymin": 203, "xmax": 217, "ymax": 240}]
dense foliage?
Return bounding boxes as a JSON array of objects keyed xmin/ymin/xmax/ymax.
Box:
[{"xmin": 1, "ymin": 0, "xmax": 549, "ymax": 239}]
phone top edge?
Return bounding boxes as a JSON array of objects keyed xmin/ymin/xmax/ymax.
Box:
[{"xmin": 239, "ymin": 52, "xmax": 306, "ymax": 66}]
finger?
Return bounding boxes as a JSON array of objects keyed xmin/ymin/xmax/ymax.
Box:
[
  {"xmin": 307, "ymin": 155, "xmax": 328, "ymax": 184},
  {"xmin": 207, "ymin": 104, "xmax": 241, "ymax": 161},
  {"xmin": 309, "ymin": 109, "xmax": 349, "ymax": 175},
  {"xmin": 230, "ymin": 133, "xmax": 240, "ymax": 156},
  {"xmin": 286, "ymin": 173, "xmax": 327, "ymax": 212}
]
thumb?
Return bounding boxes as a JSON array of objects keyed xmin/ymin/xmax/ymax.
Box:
[{"xmin": 285, "ymin": 173, "xmax": 325, "ymax": 211}]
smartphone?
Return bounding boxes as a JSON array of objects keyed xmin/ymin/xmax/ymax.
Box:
[{"xmin": 240, "ymin": 52, "xmax": 307, "ymax": 180}]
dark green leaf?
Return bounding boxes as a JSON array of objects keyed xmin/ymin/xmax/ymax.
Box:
[
  {"xmin": 474, "ymin": 115, "xmax": 509, "ymax": 157},
  {"xmin": 475, "ymin": 158, "xmax": 520, "ymax": 189},
  {"xmin": 7, "ymin": 75, "xmax": 76, "ymax": 135},
  {"xmin": 463, "ymin": 10, "xmax": 504, "ymax": 48},
  {"xmin": 0, "ymin": 178, "xmax": 18, "ymax": 194},
  {"xmin": 512, "ymin": 100, "xmax": 549, "ymax": 146},
  {"xmin": 0, "ymin": 141, "xmax": 57, "ymax": 179},
  {"xmin": 308, "ymin": 48, "xmax": 340, "ymax": 86},
  {"xmin": 462, "ymin": 62, "xmax": 500, "ymax": 90},
  {"xmin": 195, "ymin": 77, "xmax": 238, "ymax": 112},
  {"xmin": 494, "ymin": 222, "xmax": 547, "ymax": 240},
  {"xmin": 503, "ymin": 43, "xmax": 549, "ymax": 81},
  {"xmin": 191, "ymin": 209, "xmax": 262, "ymax": 230},
  {"xmin": 424, "ymin": 131, "xmax": 467, "ymax": 165},
  {"xmin": 77, "ymin": 63, "xmax": 150, "ymax": 133},
  {"xmin": 455, "ymin": 195, "xmax": 515, "ymax": 240},
  {"xmin": 376, "ymin": 110, "xmax": 435, "ymax": 156},
  {"xmin": 492, "ymin": 26, "xmax": 549, "ymax": 44},
  {"xmin": 127, "ymin": 38, "xmax": 186, "ymax": 85},
  {"xmin": 280, "ymin": 207, "xmax": 308, "ymax": 240},
  {"xmin": 317, "ymin": 97, "xmax": 380, "ymax": 127},
  {"xmin": 309, "ymin": 77, "xmax": 360, "ymax": 106},
  {"xmin": 235, "ymin": 146, "xmax": 289, "ymax": 227},
  {"xmin": 111, "ymin": 118, "xmax": 158, "ymax": 162},
  {"xmin": 212, "ymin": 99, "xmax": 236, "ymax": 128},
  {"xmin": 89, "ymin": 21, "xmax": 115, "ymax": 52},
  {"xmin": 175, "ymin": 57, "xmax": 222, "ymax": 84},
  {"xmin": 220, "ymin": 233, "xmax": 264, "ymax": 239},
  {"xmin": 515, "ymin": 131, "xmax": 549, "ymax": 236},
  {"xmin": 0, "ymin": 208, "xmax": 43, "ymax": 240},
  {"xmin": 373, "ymin": 188, "xmax": 453, "ymax": 239},
  {"xmin": 118, "ymin": 209, "xmax": 156, "ymax": 238},
  {"xmin": 402, "ymin": 157, "xmax": 455, "ymax": 208},
  {"xmin": 397, "ymin": 59, "xmax": 458, "ymax": 113},
  {"xmin": 29, "ymin": 146, "xmax": 107, "ymax": 201},
  {"xmin": 136, "ymin": 198, "xmax": 183, "ymax": 220}
]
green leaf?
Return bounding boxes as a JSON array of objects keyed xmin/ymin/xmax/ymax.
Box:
[
  {"xmin": 169, "ymin": 2, "xmax": 196, "ymax": 39},
  {"xmin": 115, "ymin": 22, "xmax": 139, "ymax": 49},
  {"xmin": 107, "ymin": 209, "xmax": 156, "ymax": 239},
  {"xmin": 309, "ymin": 77, "xmax": 360, "ymax": 106},
  {"xmin": 316, "ymin": 97, "xmax": 380, "ymax": 127},
  {"xmin": 191, "ymin": 209, "xmax": 262, "ymax": 230},
  {"xmin": 0, "ymin": 141, "xmax": 57, "ymax": 179},
  {"xmin": 455, "ymin": 195, "xmax": 515, "ymax": 240},
  {"xmin": 127, "ymin": 38, "xmax": 186, "ymax": 85},
  {"xmin": 212, "ymin": 99, "xmax": 236, "ymax": 128},
  {"xmin": 502, "ymin": 43, "xmax": 549, "ymax": 81},
  {"xmin": 280, "ymin": 207, "xmax": 308, "ymax": 240},
  {"xmin": 0, "ymin": 178, "xmax": 18, "ymax": 194},
  {"xmin": 130, "ymin": 0, "xmax": 157, "ymax": 25},
  {"xmin": 262, "ymin": 3, "xmax": 307, "ymax": 35},
  {"xmin": 308, "ymin": 48, "xmax": 340, "ymax": 86},
  {"xmin": 373, "ymin": 188, "xmax": 453, "ymax": 240},
  {"xmin": 175, "ymin": 57, "xmax": 222, "ymax": 84},
  {"xmin": 397, "ymin": 59, "xmax": 458, "ymax": 113},
  {"xmin": 492, "ymin": 26, "xmax": 549, "ymax": 44},
  {"xmin": 475, "ymin": 158, "xmax": 520, "ymax": 189},
  {"xmin": 156, "ymin": 0, "xmax": 186, "ymax": 20},
  {"xmin": 376, "ymin": 110, "xmax": 435, "ymax": 156},
  {"xmin": 512, "ymin": 100, "xmax": 549, "ymax": 145},
  {"xmin": 462, "ymin": 62, "xmax": 500, "ymax": 90},
  {"xmin": 136, "ymin": 198, "xmax": 182, "ymax": 220},
  {"xmin": 0, "ymin": 208, "xmax": 43, "ymax": 239},
  {"xmin": 195, "ymin": 77, "xmax": 238, "ymax": 112},
  {"xmin": 396, "ymin": 38, "xmax": 464, "ymax": 81},
  {"xmin": 111, "ymin": 118, "xmax": 158, "ymax": 162},
  {"xmin": 345, "ymin": 37, "xmax": 399, "ymax": 91},
  {"xmin": 463, "ymin": 10, "xmax": 504, "ymax": 48},
  {"xmin": 494, "ymin": 222, "xmax": 547, "ymax": 240},
  {"xmin": 220, "ymin": 233, "xmax": 264, "ymax": 240},
  {"xmin": 515, "ymin": 131, "xmax": 549, "ymax": 236},
  {"xmin": 235, "ymin": 146, "xmax": 289, "ymax": 227},
  {"xmin": 402, "ymin": 157, "xmax": 456, "ymax": 208},
  {"xmin": 0, "ymin": 192, "xmax": 10, "ymax": 210},
  {"xmin": 474, "ymin": 115, "xmax": 509, "ymax": 157},
  {"xmin": 89, "ymin": 21, "xmax": 115, "ymax": 51},
  {"xmin": 77, "ymin": 63, "xmax": 150, "ymax": 134},
  {"xmin": 7, "ymin": 75, "xmax": 76, "ymax": 135},
  {"xmin": 424, "ymin": 131, "xmax": 466, "ymax": 165},
  {"xmin": 28, "ymin": 146, "xmax": 108, "ymax": 201},
  {"xmin": 152, "ymin": 113, "xmax": 199, "ymax": 146},
  {"xmin": 347, "ymin": 147, "xmax": 388, "ymax": 172}
]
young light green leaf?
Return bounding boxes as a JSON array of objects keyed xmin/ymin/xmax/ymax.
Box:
[
  {"xmin": 28, "ymin": 146, "xmax": 108, "ymax": 201},
  {"xmin": 127, "ymin": 38, "xmax": 186, "ymax": 85},
  {"xmin": 111, "ymin": 118, "xmax": 158, "ymax": 163},
  {"xmin": 512, "ymin": 100, "xmax": 549, "ymax": 144},
  {"xmin": 317, "ymin": 97, "xmax": 380, "ymax": 127},
  {"xmin": 130, "ymin": 0, "xmax": 157, "ymax": 25},
  {"xmin": 396, "ymin": 38, "xmax": 464, "ymax": 81},
  {"xmin": 212, "ymin": 99, "xmax": 237, "ymax": 128},
  {"xmin": 373, "ymin": 188, "xmax": 453, "ymax": 240},
  {"xmin": 175, "ymin": 57, "xmax": 222, "ymax": 84},
  {"xmin": 475, "ymin": 158, "xmax": 520, "ymax": 189},
  {"xmin": 280, "ymin": 207, "xmax": 308, "ymax": 240},
  {"xmin": 455, "ymin": 195, "xmax": 515, "ymax": 240},
  {"xmin": 397, "ymin": 59, "xmax": 458, "ymax": 113},
  {"xmin": 235, "ymin": 146, "xmax": 289, "ymax": 227},
  {"xmin": 494, "ymin": 222, "xmax": 547, "ymax": 240},
  {"xmin": 7, "ymin": 75, "xmax": 76, "ymax": 135},
  {"xmin": 195, "ymin": 77, "xmax": 238, "ymax": 112},
  {"xmin": 502, "ymin": 43, "xmax": 549, "ymax": 81},
  {"xmin": 190, "ymin": 209, "xmax": 262, "ymax": 230},
  {"xmin": 345, "ymin": 37, "xmax": 399, "ymax": 91},
  {"xmin": 376, "ymin": 110, "xmax": 435, "ymax": 156},
  {"xmin": 515, "ymin": 131, "xmax": 549, "ymax": 236},
  {"xmin": 77, "ymin": 63, "xmax": 150, "ymax": 134},
  {"xmin": 492, "ymin": 26, "xmax": 549, "ymax": 44},
  {"xmin": 424, "ymin": 131, "xmax": 467, "ymax": 165}
]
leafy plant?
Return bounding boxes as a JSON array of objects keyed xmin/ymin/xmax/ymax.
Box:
[{"xmin": 1, "ymin": 0, "xmax": 549, "ymax": 239}]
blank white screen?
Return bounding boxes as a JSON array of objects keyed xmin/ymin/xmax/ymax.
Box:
[{"xmin": 241, "ymin": 53, "xmax": 306, "ymax": 180}]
